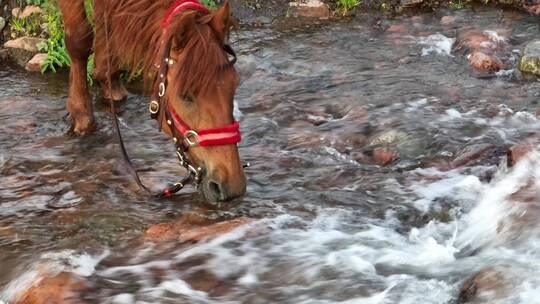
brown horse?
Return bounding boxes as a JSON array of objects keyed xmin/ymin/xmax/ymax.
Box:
[{"xmin": 59, "ymin": 0, "xmax": 246, "ymax": 201}]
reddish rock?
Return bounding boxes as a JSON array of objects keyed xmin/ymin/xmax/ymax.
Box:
[
  {"xmin": 536, "ymin": 107, "xmax": 540, "ymax": 117},
  {"xmin": 524, "ymin": 3, "xmax": 540, "ymax": 15},
  {"xmin": 459, "ymin": 267, "xmax": 516, "ymax": 303},
  {"xmin": 507, "ymin": 137, "xmax": 540, "ymax": 167},
  {"xmin": 440, "ymin": 16, "xmax": 455, "ymax": 25},
  {"xmin": 14, "ymin": 272, "xmax": 86, "ymax": 304},
  {"xmin": 145, "ymin": 217, "xmax": 251, "ymax": 242},
  {"xmin": 451, "ymin": 144, "xmax": 495, "ymax": 168},
  {"xmin": 372, "ymin": 147, "xmax": 398, "ymax": 166},
  {"xmin": 20, "ymin": 5, "xmax": 43, "ymax": 18},
  {"xmin": 509, "ymin": 180, "xmax": 540, "ymax": 203},
  {"xmin": 26, "ymin": 53, "xmax": 47, "ymax": 72},
  {"xmin": 468, "ymin": 51, "xmax": 505, "ymax": 72},
  {"xmin": 4, "ymin": 37, "xmax": 47, "ymax": 53},
  {"xmin": 288, "ymin": 0, "xmax": 330, "ymax": 19},
  {"xmin": 457, "ymin": 30, "xmax": 499, "ymax": 52},
  {"xmin": 11, "ymin": 7, "xmax": 21, "ymax": 17},
  {"xmin": 386, "ymin": 24, "xmax": 408, "ymax": 33}
]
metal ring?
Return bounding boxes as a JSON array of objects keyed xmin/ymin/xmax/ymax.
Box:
[
  {"xmin": 148, "ymin": 100, "xmax": 159, "ymax": 115},
  {"xmin": 185, "ymin": 130, "xmax": 200, "ymax": 147},
  {"xmin": 158, "ymin": 82, "xmax": 166, "ymax": 97}
]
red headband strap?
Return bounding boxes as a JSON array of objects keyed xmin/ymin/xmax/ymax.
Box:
[{"xmin": 162, "ymin": 0, "xmax": 210, "ymax": 29}]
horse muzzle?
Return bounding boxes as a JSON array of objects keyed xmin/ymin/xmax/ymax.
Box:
[{"xmin": 201, "ymin": 172, "xmax": 246, "ymax": 202}]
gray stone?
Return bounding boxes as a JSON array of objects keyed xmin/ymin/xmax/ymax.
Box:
[
  {"xmin": 0, "ymin": 49, "xmax": 10, "ymax": 62},
  {"xmin": 519, "ymin": 40, "xmax": 540, "ymax": 76},
  {"xmin": 0, "ymin": 16, "xmax": 5, "ymax": 32}
]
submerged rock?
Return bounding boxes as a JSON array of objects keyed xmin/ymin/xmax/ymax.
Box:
[
  {"xmin": 459, "ymin": 266, "xmax": 517, "ymax": 303},
  {"xmin": 468, "ymin": 51, "xmax": 505, "ymax": 72},
  {"xmin": 518, "ymin": 40, "xmax": 540, "ymax": 76},
  {"xmin": 288, "ymin": 0, "xmax": 330, "ymax": 19},
  {"xmin": 507, "ymin": 136, "xmax": 540, "ymax": 167},
  {"xmin": 372, "ymin": 147, "xmax": 398, "ymax": 166},
  {"xmin": 13, "ymin": 272, "xmax": 87, "ymax": 304},
  {"xmin": 26, "ymin": 53, "xmax": 47, "ymax": 72},
  {"xmin": 145, "ymin": 217, "xmax": 251, "ymax": 242},
  {"xmin": 440, "ymin": 16, "xmax": 455, "ymax": 25}
]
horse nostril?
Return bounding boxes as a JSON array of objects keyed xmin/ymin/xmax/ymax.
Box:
[{"xmin": 207, "ymin": 180, "xmax": 225, "ymax": 201}]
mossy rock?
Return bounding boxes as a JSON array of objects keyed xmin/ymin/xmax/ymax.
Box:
[{"xmin": 519, "ymin": 40, "xmax": 540, "ymax": 76}]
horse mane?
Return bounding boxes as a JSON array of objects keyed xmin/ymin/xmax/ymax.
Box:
[{"xmin": 105, "ymin": 0, "xmax": 232, "ymax": 96}]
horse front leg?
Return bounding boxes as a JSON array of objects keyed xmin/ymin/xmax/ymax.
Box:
[
  {"xmin": 92, "ymin": 22, "xmax": 128, "ymax": 102},
  {"xmin": 60, "ymin": 0, "xmax": 95, "ymax": 135}
]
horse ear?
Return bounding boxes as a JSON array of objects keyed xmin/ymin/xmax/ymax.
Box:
[
  {"xmin": 209, "ymin": 0, "xmax": 233, "ymax": 41},
  {"xmin": 171, "ymin": 12, "xmax": 198, "ymax": 49}
]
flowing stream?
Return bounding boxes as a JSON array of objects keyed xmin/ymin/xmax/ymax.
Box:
[{"xmin": 1, "ymin": 7, "xmax": 540, "ymax": 304}]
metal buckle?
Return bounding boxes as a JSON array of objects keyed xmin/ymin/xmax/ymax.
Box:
[
  {"xmin": 149, "ymin": 100, "xmax": 159, "ymax": 115},
  {"xmin": 158, "ymin": 82, "xmax": 166, "ymax": 97},
  {"xmin": 185, "ymin": 130, "xmax": 200, "ymax": 147},
  {"xmin": 176, "ymin": 150, "xmax": 185, "ymax": 166},
  {"xmin": 187, "ymin": 164, "xmax": 200, "ymax": 179}
]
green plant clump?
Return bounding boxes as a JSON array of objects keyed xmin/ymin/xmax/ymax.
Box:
[
  {"xmin": 201, "ymin": 0, "xmax": 218, "ymax": 10},
  {"xmin": 337, "ymin": 0, "xmax": 361, "ymax": 15}
]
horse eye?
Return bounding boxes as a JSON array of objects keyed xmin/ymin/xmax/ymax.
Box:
[{"xmin": 183, "ymin": 93, "xmax": 194, "ymax": 103}]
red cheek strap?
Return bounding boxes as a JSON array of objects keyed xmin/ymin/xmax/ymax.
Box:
[{"xmin": 169, "ymin": 105, "xmax": 241, "ymax": 147}]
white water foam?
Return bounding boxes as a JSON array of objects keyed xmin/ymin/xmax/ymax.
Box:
[
  {"xmin": 0, "ymin": 250, "xmax": 108, "ymax": 303},
  {"xmin": 415, "ymin": 33, "xmax": 456, "ymax": 56}
]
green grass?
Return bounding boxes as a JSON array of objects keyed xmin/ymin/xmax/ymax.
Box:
[
  {"xmin": 201, "ymin": 0, "xmax": 218, "ymax": 10},
  {"xmin": 337, "ymin": 0, "xmax": 361, "ymax": 15}
]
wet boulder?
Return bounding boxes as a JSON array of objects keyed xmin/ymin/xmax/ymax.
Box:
[
  {"xmin": 26, "ymin": 53, "xmax": 47, "ymax": 72},
  {"xmin": 386, "ymin": 24, "xmax": 408, "ymax": 33},
  {"xmin": 288, "ymin": 0, "xmax": 330, "ymax": 19},
  {"xmin": 459, "ymin": 266, "xmax": 518, "ymax": 303},
  {"xmin": 4, "ymin": 36, "xmax": 47, "ymax": 67},
  {"xmin": 524, "ymin": 2, "xmax": 540, "ymax": 14},
  {"xmin": 145, "ymin": 217, "xmax": 251, "ymax": 243},
  {"xmin": 372, "ymin": 147, "xmax": 398, "ymax": 166},
  {"xmin": 468, "ymin": 51, "xmax": 505, "ymax": 72},
  {"xmin": 440, "ymin": 16, "xmax": 455, "ymax": 25},
  {"xmin": 14, "ymin": 272, "xmax": 87, "ymax": 304},
  {"xmin": 518, "ymin": 40, "xmax": 540, "ymax": 76},
  {"xmin": 455, "ymin": 29, "xmax": 508, "ymax": 52},
  {"xmin": 507, "ymin": 136, "xmax": 540, "ymax": 167}
]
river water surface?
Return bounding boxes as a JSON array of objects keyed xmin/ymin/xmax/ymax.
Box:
[{"xmin": 1, "ymin": 7, "xmax": 540, "ymax": 304}]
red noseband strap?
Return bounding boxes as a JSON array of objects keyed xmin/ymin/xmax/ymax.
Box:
[
  {"xmin": 169, "ymin": 106, "xmax": 241, "ymax": 147},
  {"xmin": 162, "ymin": 0, "xmax": 210, "ymax": 28}
]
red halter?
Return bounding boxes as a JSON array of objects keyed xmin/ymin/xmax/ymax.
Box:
[{"xmin": 160, "ymin": 0, "xmax": 241, "ymax": 148}]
